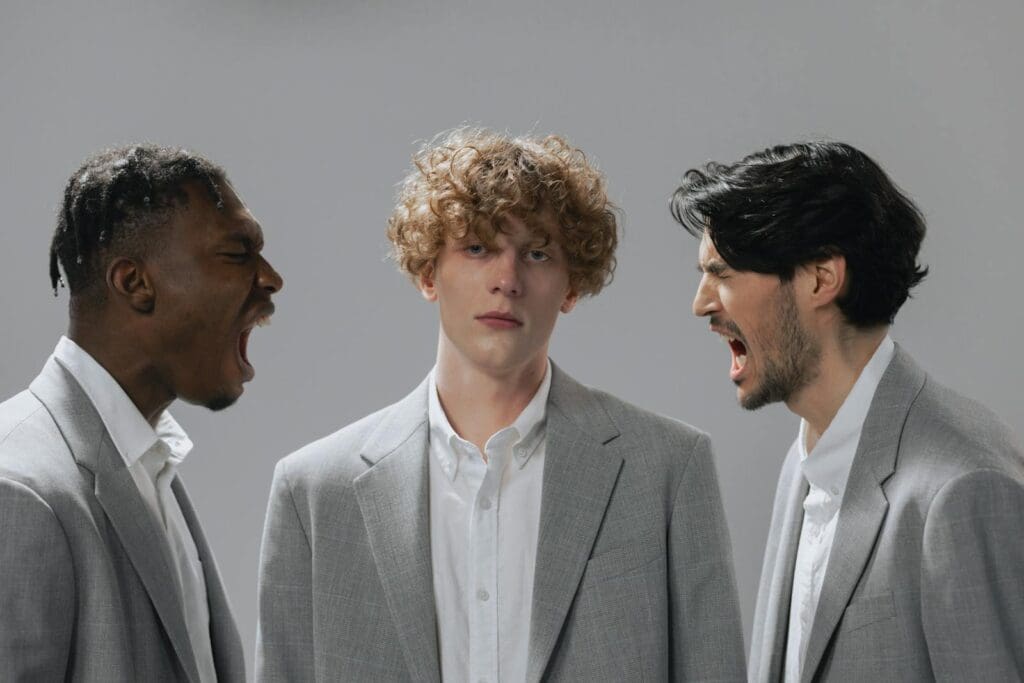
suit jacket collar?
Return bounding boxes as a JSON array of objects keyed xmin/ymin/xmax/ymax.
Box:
[
  {"xmin": 799, "ymin": 344, "xmax": 927, "ymax": 681},
  {"xmin": 355, "ymin": 375, "xmax": 440, "ymax": 682},
  {"xmin": 750, "ymin": 440, "xmax": 807, "ymax": 683},
  {"xmin": 29, "ymin": 357, "xmax": 237, "ymax": 683},
  {"xmin": 353, "ymin": 363, "xmax": 623, "ymax": 683},
  {"xmin": 527, "ymin": 364, "xmax": 623, "ymax": 682},
  {"xmin": 173, "ymin": 478, "xmax": 247, "ymax": 682}
]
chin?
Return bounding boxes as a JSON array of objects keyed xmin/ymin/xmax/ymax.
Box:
[
  {"xmin": 737, "ymin": 384, "xmax": 772, "ymax": 411},
  {"xmin": 203, "ymin": 390, "xmax": 241, "ymax": 412}
]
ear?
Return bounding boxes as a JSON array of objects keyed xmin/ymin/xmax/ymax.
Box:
[
  {"xmin": 418, "ymin": 264, "xmax": 438, "ymax": 302},
  {"xmin": 805, "ymin": 254, "xmax": 847, "ymax": 310},
  {"xmin": 560, "ymin": 288, "xmax": 579, "ymax": 314},
  {"xmin": 106, "ymin": 257, "xmax": 155, "ymax": 313}
]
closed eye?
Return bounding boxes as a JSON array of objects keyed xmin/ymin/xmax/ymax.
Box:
[{"xmin": 219, "ymin": 252, "xmax": 250, "ymax": 262}]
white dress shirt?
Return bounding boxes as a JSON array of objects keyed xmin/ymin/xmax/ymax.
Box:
[
  {"xmin": 783, "ymin": 336, "xmax": 895, "ymax": 682},
  {"xmin": 53, "ymin": 336, "xmax": 218, "ymax": 683},
  {"xmin": 428, "ymin": 361, "xmax": 550, "ymax": 683}
]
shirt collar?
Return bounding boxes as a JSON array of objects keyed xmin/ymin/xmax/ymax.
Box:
[
  {"xmin": 52, "ymin": 336, "xmax": 193, "ymax": 468},
  {"xmin": 798, "ymin": 335, "xmax": 895, "ymax": 497},
  {"xmin": 428, "ymin": 359, "xmax": 551, "ymax": 482}
]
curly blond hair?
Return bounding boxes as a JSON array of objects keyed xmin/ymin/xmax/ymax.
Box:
[{"xmin": 387, "ymin": 128, "xmax": 618, "ymax": 297}]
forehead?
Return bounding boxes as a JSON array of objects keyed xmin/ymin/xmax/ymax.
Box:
[
  {"xmin": 465, "ymin": 212, "xmax": 559, "ymax": 245},
  {"xmin": 697, "ymin": 232, "xmax": 725, "ymax": 266},
  {"xmin": 179, "ymin": 181, "xmax": 264, "ymax": 244}
]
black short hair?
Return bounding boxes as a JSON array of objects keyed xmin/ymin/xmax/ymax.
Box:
[
  {"xmin": 671, "ymin": 141, "xmax": 928, "ymax": 328},
  {"xmin": 50, "ymin": 144, "xmax": 227, "ymax": 304}
]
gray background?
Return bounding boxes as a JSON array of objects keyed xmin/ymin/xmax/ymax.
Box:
[{"xmin": 2, "ymin": 0, "xmax": 1021, "ymax": 670}]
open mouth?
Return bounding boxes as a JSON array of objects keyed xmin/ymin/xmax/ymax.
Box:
[
  {"xmin": 713, "ymin": 329, "xmax": 748, "ymax": 382},
  {"xmin": 238, "ymin": 328, "xmax": 254, "ymax": 377},
  {"xmin": 236, "ymin": 315, "xmax": 271, "ymax": 380},
  {"xmin": 728, "ymin": 337, "xmax": 748, "ymax": 371}
]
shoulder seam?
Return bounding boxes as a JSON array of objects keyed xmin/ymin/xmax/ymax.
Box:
[{"xmin": 0, "ymin": 403, "xmax": 46, "ymax": 446}]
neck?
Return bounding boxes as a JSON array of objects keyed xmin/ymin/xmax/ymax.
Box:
[
  {"xmin": 433, "ymin": 338, "xmax": 548, "ymax": 455},
  {"xmin": 787, "ymin": 325, "xmax": 888, "ymax": 449},
  {"xmin": 68, "ymin": 317, "xmax": 173, "ymax": 426}
]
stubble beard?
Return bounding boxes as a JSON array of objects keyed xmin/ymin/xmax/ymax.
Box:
[{"xmin": 740, "ymin": 284, "xmax": 821, "ymax": 411}]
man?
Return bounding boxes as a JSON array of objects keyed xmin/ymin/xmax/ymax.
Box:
[
  {"xmin": 0, "ymin": 145, "xmax": 283, "ymax": 681},
  {"xmin": 257, "ymin": 128, "xmax": 746, "ymax": 681},
  {"xmin": 674, "ymin": 141, "xmax": 1024, "ymax": 681}
]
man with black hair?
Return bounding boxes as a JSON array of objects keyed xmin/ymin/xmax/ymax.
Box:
[
  {"xmin": 0, "ymin": 144, "xmax": 282, "ymax": 681},
  {"xmin": 674, "ymin": 141, "xmax": 1024, "ymax": 681}
]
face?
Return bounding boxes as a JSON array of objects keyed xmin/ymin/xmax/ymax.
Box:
[
  {"xmin": 146, "ymin": 181, "xmax": 283, "ymax": 410},
  {"xmin": 419, "ymin": 213, "xmax": 577, "ymax": 378},
  {"xmin": 692, "ymin": 233, "xmax": 819, "ymax": 410}
]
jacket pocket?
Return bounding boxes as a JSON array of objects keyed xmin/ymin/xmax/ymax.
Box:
[
  {"xmin": 583, "ymin": 541, "xmax": 664, "ymax": 584},
  {"xmin": 841, "ymin": 591, "xmax": 896, "ymax": 633}
]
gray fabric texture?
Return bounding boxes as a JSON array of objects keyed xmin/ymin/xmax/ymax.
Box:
[
  {"xmin": 749, "ymin": 345, "xmax": 1024, "ymax": 682},
  {"xmin": 256, "ymin": 363, "xmax": 747, "ymax": 682},
  {"xmin": 0, "ymin": 358, "xmax": 246, "ymax": 682}
]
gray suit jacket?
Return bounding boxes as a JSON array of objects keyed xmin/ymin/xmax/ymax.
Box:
[
  {"xmin": 257, "ymin": 363, "xmax": 746, "ymax": 681},
  {"xmin": 0, "ymin": 358, "xmax": 246, "ymax": 682},
  {"xmin": 749, "ymin": 346, "xmax": 1024, "ymax": 682}
]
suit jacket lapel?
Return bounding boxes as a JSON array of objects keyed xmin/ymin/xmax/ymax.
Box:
[
  {"xmin": 801, "ymin": 346, "xmax": 926, "ymax": 681},
  {"xmin": 354, "ymin": 377, "xmax": 441, "ymax": 683},
  {"xmin": 527, "ymin": 365, "xmax": 623, "ymax": 683},
  {"xmin": 173, "ymin": 477, "xmax": 246, "ymax": 683},
  {"xmin": 30, "ymin": 358, "xmax": 201, "ymax": 683},
  {"xmin": 751, "ymin": 443, "xmax": 807, "ymax": 683}
]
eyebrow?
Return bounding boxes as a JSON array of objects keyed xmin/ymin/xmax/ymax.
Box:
[
  {"xmin": 223, "ymin": 229, "xmax": 263, "ymax": 250},
  {"xmin": 697, "ymin": 259, "xmax": 729, "ymax": 276}
]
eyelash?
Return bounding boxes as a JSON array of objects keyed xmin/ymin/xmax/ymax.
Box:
[{"xmin": 464, "ymin": 245, "xmax": 550, "ymax": 262}]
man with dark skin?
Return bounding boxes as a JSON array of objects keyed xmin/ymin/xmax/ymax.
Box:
[{"xmin": 0, "ymin": 145, "xmax": 282, "ymax": 681}]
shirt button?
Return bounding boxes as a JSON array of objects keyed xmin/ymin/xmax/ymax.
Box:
[
  {"xmin": 830, "ymin": 486, "xmax": 840, "ymax": 496},
  {"xmin": 479, "ymin": 497, "xmax": 492, "ymax": 510},
  {"xmin": 477, "ymin": 589, "xmax": 489, "ymax": 602}
]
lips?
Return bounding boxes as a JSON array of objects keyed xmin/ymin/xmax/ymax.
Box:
[{"xmin": 476, "ymin": 310, "xmax": 522, "ymax": 329}]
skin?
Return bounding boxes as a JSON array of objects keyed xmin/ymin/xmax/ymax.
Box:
[
  {"xmin": 693, "ymin": 232, "xmax": 887, "ymax": 449},
  {"xmin": 68, "ymin": 181, "xmax": 283, "ymax": 425},
  {"xmin": 418, "ymin": 213, "xmax": 577, "ymax": 454}
]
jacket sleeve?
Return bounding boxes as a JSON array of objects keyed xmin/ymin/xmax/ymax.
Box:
[
  {"xmin": 255, "ymin": 460, "xmax": 316, "ymax": 682},
  {"xmin": 667, "ymin": 434, "xmax": 748, "ymax": 681},
  {"xmin": 921, "ymin": 467, "xmax": 1024, "ymax": 680},
  {"xmin": 0, "ymin": 477, "xmax": 75, "ymax": 681}
]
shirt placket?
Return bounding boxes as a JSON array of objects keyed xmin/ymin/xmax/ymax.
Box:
[{"xmin": 467, "ymin": 440, "xmax": 508, "ymax": 683}]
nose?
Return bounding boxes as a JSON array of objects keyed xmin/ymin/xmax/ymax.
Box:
[
  {"xmin": 258, "ymin": 255, "xmax": 284, "ymax": 294},
  {"xmin": 490, "ymin": 249, "xmax": 521, "ymax": 297},
  {"xmin": 692, "ymin": 275, "xmax": 719, "ymax": 317}
]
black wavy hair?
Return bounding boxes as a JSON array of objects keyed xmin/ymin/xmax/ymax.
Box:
[
  {"xmin": 671, "ymin": 141, "xmax": 928, "ymax": 328},
  {"xmin": 50, "ymin": 144, "xmax": 226, "ymax": 304}
]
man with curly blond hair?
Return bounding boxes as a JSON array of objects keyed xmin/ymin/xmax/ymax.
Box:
[{"xmin": 256, "ymin": 128, "xmax": 746, "ymax": 682}]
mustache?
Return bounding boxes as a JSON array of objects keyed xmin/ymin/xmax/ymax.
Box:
[{"xmin": 710, "ymin": 316, "xmax": 744, "ymax": 341}]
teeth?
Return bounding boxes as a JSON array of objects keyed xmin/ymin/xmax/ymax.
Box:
[
  {"xmin": 736, "ymin": 354, "xmax": 747, "ymax": 368},
  {"xmin": 255, "ymin": 316, "xmax": 271, "ymax": 327}
]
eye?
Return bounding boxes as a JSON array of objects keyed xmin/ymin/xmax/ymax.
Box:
[
  {"xmin": 464, "ymin": 243, "xmax": 487, "ymax": 256},
  {"xmin": 220, "ymin": 251, "xmax": 250, "ymax": 262},
  {"xmin": 526, "ymin": 249, "xmax": 550, "ymax": 262}
]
